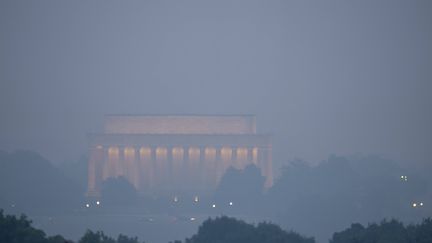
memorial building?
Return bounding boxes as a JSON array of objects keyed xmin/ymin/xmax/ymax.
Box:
[{"xmin": 87, "ymin": 115, "xmax": 272, "ymax": 198}]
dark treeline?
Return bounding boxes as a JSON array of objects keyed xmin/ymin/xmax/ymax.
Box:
[
  {"xmin": 1, "ymin": 150, "xmax": 431, "ymax": 242},
  {"xmin": 330, "ymin": 218, "xmax": 432, "ymax": 243},
  {"xmin": 178, "ymin": 216, "xmax": 314, "ymax": 243},
  {"xmin": 266, "ymin": 155, "xmax": 431, "ymax": 241},
  {"xmin": 0, "ymin": 209, "xmax": 142, "ymax": 243},
  {"xmin": 2, "ymin": 209, "xmax": 432, "ymax": 243},
  {"xmin": 212, "ymin": 155, "xmax": 431, "ymax": 241},
  {"xmin": 0, "ymin": 150, "xmax": 84, "ymax": 214}
]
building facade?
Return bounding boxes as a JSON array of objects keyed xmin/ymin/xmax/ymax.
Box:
[{"xmin": 87, "ymin": 115, "xmax": 272, "ymax": 197}]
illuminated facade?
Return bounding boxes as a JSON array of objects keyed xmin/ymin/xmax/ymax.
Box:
[{"xmin": 87, "ymin": 115, "xmax": 272, "ymax": 197}]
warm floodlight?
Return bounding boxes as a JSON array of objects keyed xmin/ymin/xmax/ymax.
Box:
[{"xmin": 412, "ymin": 203, "xmax": 417, "ymax": 207}]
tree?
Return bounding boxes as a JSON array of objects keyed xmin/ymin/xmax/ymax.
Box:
[
  {"xmin": 184, "ymin": 216, "xmax": 314, "ymax": 243},
  {"xmin": 215, "ymin": 164, "xmax": 265, "ymax": 212},
  {"xmin": 79, "ymin": 230, "xmax": 115, "ymax": 243},
  {"xmin": 267, "ymin": 155, "xmax": 430, "ymax": 242},
  {"xmin": 101, "ymin": 176, "xmax": 138, "ymax": 206},
  {"xmin": 117, "ymin": 234, "xmax": 140, "ymax": 243},
  {"xmin": 0, "ymin": 150, "xmax": 83, "ymax": 213},
  {"xmin": 330, "ymin": 218, "xmax": 432, "ymax": 243},
  {"xmin": 0, "ymin": 209, "xmax": 70, "ymax": 243},
  {"xmin": 78, "ymin": 230, "xmax": 142, "ymax": 243}
]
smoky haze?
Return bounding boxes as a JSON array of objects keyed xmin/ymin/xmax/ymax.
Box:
[
  {"xmin": 1, "ymin": 1, "xmax": 432, "ymax": 243},
  {"xmin": 1, "ymin": 0, "xmax": 431, "ymax": 168}
]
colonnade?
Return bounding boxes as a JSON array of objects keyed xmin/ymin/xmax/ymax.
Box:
[{"xmin": 87, "ymin": 145, "xmax": 272, "ymax": 197}]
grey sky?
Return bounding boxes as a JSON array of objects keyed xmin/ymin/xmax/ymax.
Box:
[{"xmin": 1, "ymin": 0, "xmax": 431, "ymax": 169}]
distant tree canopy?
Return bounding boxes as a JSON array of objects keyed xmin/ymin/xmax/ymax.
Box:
[
  {"xmin": 0, "ymin": 209, "xmax": 143, "ymax": 243},
  {"xmin": 183, "ymin": 216, "xmax": 315, "ymax": 243},
  {"xmin": 0, "ymin": 209, "xmax": 70, "ymax": 243},
  {"xmin": 3, "ymin": 208, "xmax": 432, "ymax": 243},
  {"xmin": 101, "ymin": 176, "xmax": 138, "ymax": 206},
  {"xmin": 330, "ymin": 218, "xmax": 432, "ymax": 243},
  {"xmin": 0, "ymin": 150, "xmax": 83, "ymax": 213},
  {"xmin": 215, "ymin": 164, "xmax": 265, "ymax": 211},
  {"xmin": 267, "ymin": 155, "xmax": 431, "ymax": 242},
  {"xmin": 79, "ymin": 230, "xmax": 142, "ymax": 243}
]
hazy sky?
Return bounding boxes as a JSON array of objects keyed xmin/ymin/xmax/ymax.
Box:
[{"xmin": 1, "ymin": 0, "xmax": 431, "ymax": 169}]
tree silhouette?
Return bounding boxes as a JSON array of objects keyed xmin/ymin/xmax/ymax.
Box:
[
  {"xmin": 183, "ymin": 216, "xmax": 314, "ymax": 243},
  {"xmin": 101, "ymin": 176, "xmax": 138, "ymax": 206},
  {"xmin": 330, "ymin": 218, "xmax": 432, "ymax": 243},
  {"xmin": 0, "ymin": 209, "xmax": 70, "ymax": 243},
  {"xmin": 215, "ymin": 164, "xmax": 265, "ymax": 212}
]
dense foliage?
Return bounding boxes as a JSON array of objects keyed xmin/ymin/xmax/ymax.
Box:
[
  {"xmin": 330, "ymin": 218, "xmax": 432, "ymax": 243},
  {"xmin": 182, "ymin": 216, "xmax": 315, "ymax": 243},
  {"xmin": 0, "ymin": 150, "xmax": 83, "ymax": 213},
  {"xmin": 101, "ymin": 177, "xmax": 139, "ymax": 206},
  {"xmin": 0, "ymin": 209, "xmax": 143, "ymax": 243},
  {"xmin": 2, "ymin": 209, "xmax": 432, "ymax": 243},
  {"xmin": 0, "ymin": 209, "xmax": 70, "ymax": 243},
  {"xmin": 268, "ymin": 155, "xmax": 431, "ymax": 241},
  {"xmin": 79, "ymin": 230, "xmax": 141, "ymax": 243},
  {"xmin": 215, "ymin": 165, "xmax": 265, "ymax": 212}
]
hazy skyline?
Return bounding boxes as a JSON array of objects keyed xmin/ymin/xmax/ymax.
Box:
[{"xmin": 1, "ymin": 0, "xmax": 431, "ymax": 170}]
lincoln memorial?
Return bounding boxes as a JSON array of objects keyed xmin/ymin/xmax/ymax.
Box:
[{"xmin": 87, "ymin": 115, "xmax": 272, "ymax": 198}]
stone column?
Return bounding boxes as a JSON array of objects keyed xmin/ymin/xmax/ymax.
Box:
[
  {"xmin": 258, "ymin": 146, "xmax": 273, "ymax": 188},
  {"xmin": 150, "ymin": 146, "xmax": 157, "ymax": 190},
  {"xmin": 171, "ymin": 146, "xmax": 183, "ymax": 193},
  {"xmin": 138, "ymin": 146, "xmax": 153, "ymax": 193},
  {"xmin": 247, "ymin": 147, "xmax": 254, "ymax": 166},
  {"xmin": 102, "ymin": 147, "xmax": 109, "ymax": 180},
  {"xmin": 231, "ymin": 146, "xmax": 238, "ymax": 169},
  {"xmin": 87, "ymin": 145, "xmax": 103, "ymax": 197},
  {"xmin": 134, "ymin": 146, "xmax": 141, "ymax": 191},
  {"xmin": 117, "ymin": 145, "xmax": 125, "ymax": 178},
  {"xmin": 106, "ymin": 146, "xmax": 117, "ymax": 179},
  {"xmin": 167, "ymin": 145, "xmax": 174, "ymax": 193},
  {"xmin": 124, "ymin": 146, "xmax": 139, "ymax": 190},
  {"xmin": 187, "ymin": 146, "xmax": 200, "ymax": 192},
  {"xmin": 136, "ymin": 146, "xmax": 144, "ymax": 194},
  {"xmin": 183, "ymin": 145, "xmax": 190, "ymax": 191},
  {"xmin": 215, "ymin": 146, "xmax": 223, "ymax": 186},
  {"xmin": 198, "ymin": 146, "xmax": 206, "ymax": 192}
]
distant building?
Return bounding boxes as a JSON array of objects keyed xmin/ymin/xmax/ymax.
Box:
[{"xmin": 87, "ymin": 115, "xmax": 272, "ymax": 197}]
